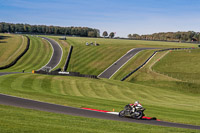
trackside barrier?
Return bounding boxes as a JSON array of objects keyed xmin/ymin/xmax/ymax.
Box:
[
  {"xmin": 121, "ymin": 47, "xmax": 196, "ymax": 81},
  {"xmin": 64, "ymin": 46, "xmax": 73, "ymax": 71},
  {"xmin": 0, "ymin": 36, "xmax": 30, "ymax": 70},
  {"xmin": 35, "ymin": 70, "xmax": 98, "ymax": 79}
]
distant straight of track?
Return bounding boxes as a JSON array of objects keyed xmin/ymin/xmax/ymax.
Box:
[
  {"xmin": 0, "ymin": 93, "xmax": 199, "ymax": 130},
  {"xmin": 98, "ymin": 48, "xmax": 157, "ymax": 79},
  {"xmin": 39, "ymin": 37, "xmax": 63, "ymax": 71}
]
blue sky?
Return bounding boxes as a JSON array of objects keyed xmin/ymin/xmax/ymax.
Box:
[{"xmin": 0, "ymin": 0, "xmax": 200, "ymax": 37}]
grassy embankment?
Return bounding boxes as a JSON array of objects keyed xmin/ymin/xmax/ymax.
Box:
[
  {"xmin": 0, "ymin": 34, "xmax": 26, "ymax": 67},
  {"xmin": 0, "ymin": 104, "xmax": 196, "ymax": 133},
  {"xmin": 65, "ymin": 36, "xmax": 197, "ymax": 76},
  {"xmin": 0, "ymin": 73, "xmax": 199, "ymax": 126},
  {"xmin": 0, "ymin": 35, "xmax": 52, "ymax": 72}
]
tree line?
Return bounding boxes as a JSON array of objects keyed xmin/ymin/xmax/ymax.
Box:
[
  {"xmin": 128, "ymin": 31, "xmax": 200, "ymax": 43},
  {"xmin": 0, "ymin": 22, "xmax": 100, "ymax": 37}
]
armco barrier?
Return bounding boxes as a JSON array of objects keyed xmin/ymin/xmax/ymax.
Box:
[
  {"xmin": 0, "ymin": 36, "xmax": 30, "ymax": 70},
  {"xmin": 64, "ymin": 46, "xmax": 73, "ymax": 71},
  {"xmin": 121, "ymin": 47, "xmax": 196, "ymax": 81},
  {"xmin": 35, "ymin": 70, "xmax": 98, "ymax": 79}
]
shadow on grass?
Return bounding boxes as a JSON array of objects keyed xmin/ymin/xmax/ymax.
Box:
[
  {"xmin": 0, "ymin": 36, "xmax": 11, "ymax": 40},
  {"xmin": 0, "ymin": 41, "xmax": 7, "ymax": 43}
]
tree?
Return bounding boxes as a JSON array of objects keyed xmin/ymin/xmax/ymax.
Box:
[
  {"xmin": 103, "ymin": 31, "xmax": 108, "ymax": 37},
  {"xmin": 88, "ymin": 31, "xmax": 96, "ymax": 37},
  {"xmin": 109, "ymin": 32, "xmax": 115, "ymax": 38},
  {"xmin": 128, "ymin": 34, "xmax": 132, "ymax": 38}
]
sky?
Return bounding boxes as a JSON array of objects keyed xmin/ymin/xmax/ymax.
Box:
[{"xmin": 0, "ymin": 0, "xmax": 200, "ymax": 37}]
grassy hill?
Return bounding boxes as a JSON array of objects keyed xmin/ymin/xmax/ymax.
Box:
[
  {"xmin": 152, "ymin": 48, "xmax": 200, "ymax": 83},
  {"xmin": 49, "ymin": 36, "xmax": 198, "ymax": 76},
  {"xmin": 1, "ymin": 35, "xmax": 199, "ymax": 132},
  {"xmin": 0, "ymin": 35, "xmax": 52, "ymax": 72},
  {"xmin": 0, "ymin": 73, "xmax": 199, "ymax": 126},
  {"xmin": 0, "ymin": 34, "xmax": 27, "ymax": 67}
]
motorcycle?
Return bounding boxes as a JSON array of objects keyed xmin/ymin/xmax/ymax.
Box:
[{"xmin": 119, "ymin": 104, "xmax": 145, "ymax": 119}]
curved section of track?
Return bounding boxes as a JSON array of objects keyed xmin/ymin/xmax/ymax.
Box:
[
  {"xmin": 0, "ymin": 93, "xmax": 199, "ymax": 130},
  {"xmin": 98, "ymin": 48, "xmax": 157, "ymax": 79},
  {"xmin": 39, "ymin": 37, "xmax": 63, "ymax": 71}
]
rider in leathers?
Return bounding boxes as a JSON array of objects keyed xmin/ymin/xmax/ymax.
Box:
[{"xmin": 130, "ymin": 101, "xmax": 143, "ymax": 115}]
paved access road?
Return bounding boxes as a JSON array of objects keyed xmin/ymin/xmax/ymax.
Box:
[
  {"xmin": 0, "ymin": 93, "xmax": 199, "ymax": 130},
  {"xmin": 39, "ymin": 37, "xmax": 63, "ymax": 70},
  {"xmin": 98, "ymin": 48, "xmax": 157, "ymax": 79}
]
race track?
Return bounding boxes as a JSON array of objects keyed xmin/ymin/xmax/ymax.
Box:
[
  {"xmin": 39, "ymin": 37, "xmax": 63, "ymax": 71},
  {"xmin": 0, "ymin": 93, "xmax": 199, "ymax": 130},
  {"xmin": 98, "ymin": 48, "xmax": 157, "ymax": 79}
]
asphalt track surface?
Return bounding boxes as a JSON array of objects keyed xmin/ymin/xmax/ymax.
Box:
[
  {"xmin": 39, "ymin": 37, "xmax": 63, "ymax": 71},
  {"xmin": 0, "ymin": 93, "xmax": 199, "ymax": 130},
  {"xmin": 98, "ymin": 48, "xmax": 157, "ymax": 79}
]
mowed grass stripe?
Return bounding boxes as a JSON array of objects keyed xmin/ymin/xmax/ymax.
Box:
[
  {"xmin": 5, "ymin": 36, "xmax": 38, "ymax": 71},
  {"xmin": 0, "ymin": 34, "xmax": 26, "ymax": 67},
  {"xmin": 0, "ymin": 36, "xmax": 52, "ymax": 72},
  {"xmin": 0, "ymin": 73, "xmax": 200, "ymax": 125},
  {"xmin": 153, "ymin": 49, "xmax": 200, "ymax": 83}
]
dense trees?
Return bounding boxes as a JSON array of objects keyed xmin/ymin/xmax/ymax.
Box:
[
  {"xmin": 0, "ymin": 22, "xmax": 100, "ymax": 37},
  {"xmin": 128, "ymin": 31, "xmax": 200, "ymax": 43}
]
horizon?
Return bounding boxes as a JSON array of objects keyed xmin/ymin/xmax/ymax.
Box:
[{"xmin": 0, "ymin": 0, "xmax": 200, "ymax": 37}]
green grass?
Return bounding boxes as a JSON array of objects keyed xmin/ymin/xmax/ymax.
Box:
[
  {"xmin": 65, "ymin": 37, "xmax": 198, "ymax": 76},
  {"xmin": 0, "ymin": 73, "xmax": 199, "ymax": 126},
  {"xmin": 0, "ymin": 36, "xmax": 53, "ymax": 72},
  {"xmin": 152, "ymin": 49, "xmax": 200, "ymax": 83},
  {"xmin": 111, "ymin": 50, "xmax": 155, "ymax": 80},
  {"xmin": 0, "ymin": 33, "xmax": 26, "ymax": 67},
  {"xmin": 39, "ymin": 36, "xmax": 198, "ymax": 75},
  {"xmin": 0, "ymin": 104, "xmax": 197, "ymax": 133}
]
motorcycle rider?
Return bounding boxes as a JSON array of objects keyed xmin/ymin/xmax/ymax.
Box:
[{"xmin": 130, "ymin": 101, "xmax": 143, "ymax": 115}]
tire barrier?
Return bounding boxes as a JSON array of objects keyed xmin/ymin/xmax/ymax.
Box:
[
  {"xmin": 35, "ymin": 70, "xmax": 98, "ymax": 79},
  {"xmin": 0, "ymin": 36, "xmax": 30, "ymax": 70},
  {"xmin": 64, "ymin": 46, "xmax": 73, "ymax": 71},
  {"xmin": 121, "ymin": 47, "xmax": 196, "ymax": 81}
]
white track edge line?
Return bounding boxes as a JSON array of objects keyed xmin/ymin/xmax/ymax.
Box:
[
  {"xmin": 37, "ymin": 37, "xmax": 54, "ymax": 71},
  {"xmin": 98, "ymin": 48, "xmax": 135, "ymax": 77},
  {"xmin": 109, "ymin": 51, "xmax": 142, "ymax": 79}
]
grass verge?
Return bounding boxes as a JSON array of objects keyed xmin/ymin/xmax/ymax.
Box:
[
  {"xmin": 0, "ymin": 104, "xmax": 197, "ymax": 133},
  {"xmin": 0, "ymin": 73, "xmax": 199, "ymax": 126}
]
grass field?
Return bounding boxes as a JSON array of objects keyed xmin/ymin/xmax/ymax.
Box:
[
  {"xmin": 0, "ymin": 73, "xmax": 199, "ymax": 126},
  {"xmin": 0, "ymin": 33, "xmax": 27, "ymax": 67},
  {"xmin": 63, "ymin": 37, "xmax": 198, "ymax": 76},
  {"xmin": 0, "ymin": 104, "xmax": 197, "ymax": 133},
  {"xmin": 152, "ymin": 48, "xmax": 200, "ymax": 83},
  {"xmin": 0, "ymin": 35, "xmax": 52, "ymax": 72}
]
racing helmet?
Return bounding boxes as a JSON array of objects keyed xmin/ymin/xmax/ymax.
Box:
[{"xmin": 134, "ymin": 101, "xmax": 139, "ymax": 106}]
